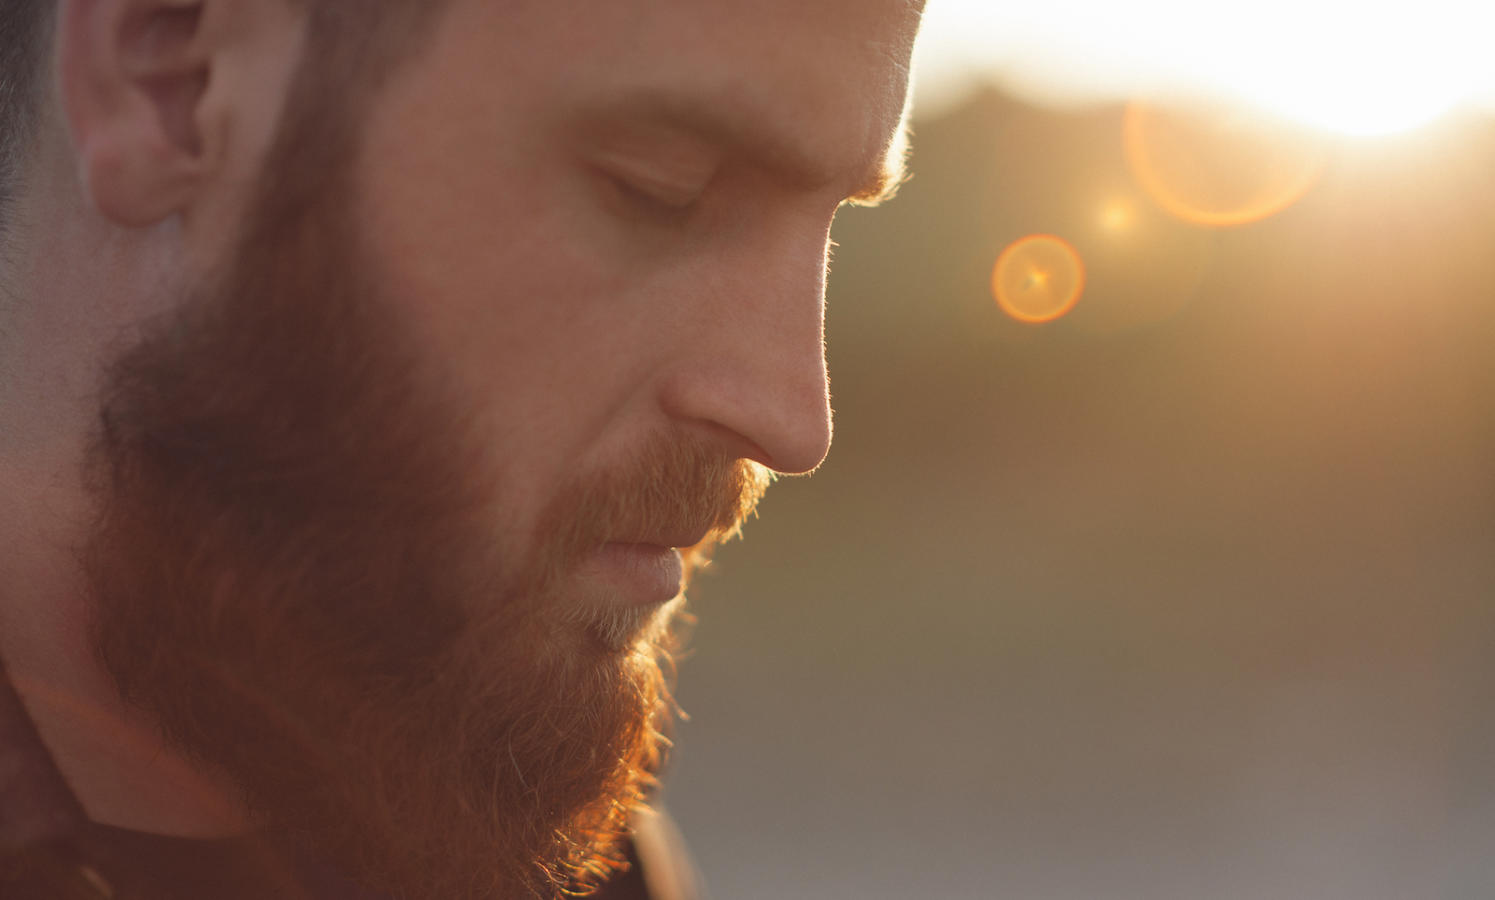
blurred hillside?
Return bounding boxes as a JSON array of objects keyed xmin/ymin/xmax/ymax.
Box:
[{"xmin": 665, "ymin": 89, "xmax": 1495, "ymax": 900}]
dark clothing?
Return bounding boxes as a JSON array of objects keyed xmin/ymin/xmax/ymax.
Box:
[
  {"xmin": 0, "ymin": 662, "xmax": 700, "ymax": 899},
  {"xmin": 3, "ymin": 821, "xmax": 679, "ymax": 900},
  {"xmin": 1, "ymin": 823, "xmax": 386, "ymax": 900}
]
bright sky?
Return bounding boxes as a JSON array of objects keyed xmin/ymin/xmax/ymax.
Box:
[{"xmin": 912, "ymin": 0, "xmax": 1495, "ymax": 135}]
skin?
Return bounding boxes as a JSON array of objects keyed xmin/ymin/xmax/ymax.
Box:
[
  {"xmin": 355, "ymin": 0, "xmax": 919, "ymax": 588},
  {"xmin": 0, "ymin": 0, "xmax": 919, "ymax": 860}
]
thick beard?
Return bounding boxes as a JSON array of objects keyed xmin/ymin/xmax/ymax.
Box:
[{"xmin": 79, "ymin": 68, "xmax": 769, "ymax": 900}]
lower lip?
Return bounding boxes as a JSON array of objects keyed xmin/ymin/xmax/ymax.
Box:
[{"xmin": 577, "ymin": 543, "xmax": 684, "ymax": 607}]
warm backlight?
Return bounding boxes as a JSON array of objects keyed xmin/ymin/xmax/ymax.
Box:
[
  {"xmin": 915, "ymin": 1, "xmax": 1495, "ymax": 138},
  {"xmin": 992, "ymin": 235, "xmax": 1086, "ymax": 324},
  {"xmin": 1123, "ymin": 102, "xmax": 1327, "ymax": 227},
  {"xmin": 1210, "ymin": 4, "xmax": 1483, "ymax": 137}
]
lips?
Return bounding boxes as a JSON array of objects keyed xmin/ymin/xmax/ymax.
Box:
[{"xmin": 577, "ymin": 542, "xmax": 688, "ymax": 608}]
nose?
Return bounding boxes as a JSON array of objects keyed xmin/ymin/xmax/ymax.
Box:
[{"xmin": 657, "ymin": 227, "xmax": 834, "ymax": 475}]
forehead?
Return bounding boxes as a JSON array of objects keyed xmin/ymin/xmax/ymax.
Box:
[{"xmin": 426, "ymin": 0, "xmax": 921, "ymax": 176}]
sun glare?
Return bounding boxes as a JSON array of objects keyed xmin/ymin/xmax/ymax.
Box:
[
  {"xmin": 915, "ymin": 0, "xmax": 1495, "ymax": 137},
  {"xmin": 1208, "ymin": 4, "xmax": 1484, "ymax": 137}
]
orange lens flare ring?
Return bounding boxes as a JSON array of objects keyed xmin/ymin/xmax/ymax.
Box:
[
  {"xmin": 992, "ymin": 234, "xmax": 1086, "ymax": 324},
  {"xmin": 1122, "ymin": 101, "xmax": 1327, "ymax": 228}
]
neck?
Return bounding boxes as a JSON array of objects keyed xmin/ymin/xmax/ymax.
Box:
[
  {"xmin": 3, "ymin": 663, "xmax": 252, "ymax": 839},
  {"xmin": 0, "ymin": 361, "xmax": 252, "ymax": 838},
  {"xmin": 0, "ymin": 128, "xmax": 252, "ymax": 842}
]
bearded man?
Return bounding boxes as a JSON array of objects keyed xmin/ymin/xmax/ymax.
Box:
[{"xmin": 0, "ymin": 0, "xmax": 922, "ymax": 897}]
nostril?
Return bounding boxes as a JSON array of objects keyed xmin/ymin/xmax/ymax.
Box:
[
  {"xmin": 657, "ymin": 363, "xmax": 831, "ymax": 475},
  {"xmin": 686, "ymin": 418, "xmax": 776, "ymax": 470}
]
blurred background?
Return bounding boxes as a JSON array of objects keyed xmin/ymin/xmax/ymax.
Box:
[{"xmin": 663, "ymin": 2, "xmax": 1495, "ymax": 898}]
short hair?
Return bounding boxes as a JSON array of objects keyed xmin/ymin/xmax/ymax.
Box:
[{"xmin": 0, "ymin": 0, "xmax": 55, "ymax": 241}]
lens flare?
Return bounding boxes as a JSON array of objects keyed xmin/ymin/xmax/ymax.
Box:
[
  {"xmin": 1098, "ymin": 199, "xmax": 1137, "ymax": 234},
  {"xmin": 992, "ymin": 234, "xmax": 1085, "ymax": 324},
  {"xmin": 1123, "ymin": 100, "xmax": 1327, "ymax": 227},
  {"xmin": 1063, "ymin": 188, "xmax": 1216, "ymax": 335}
]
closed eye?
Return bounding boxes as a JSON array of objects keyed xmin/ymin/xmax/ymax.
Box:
[
  {"xmin": 605, "ymin": 165, "xmax": 706, "ymax": 211},
  {"xmin": 593, "ymin": 160, "xmax": 715, "ymax": 230},
  {"xmin": 596, "ymin": 172, "xmax": 699, "ymax": 229},
  {"xmin": 588, "ymin": 138, "xmax": 718, "ymax": 223}
]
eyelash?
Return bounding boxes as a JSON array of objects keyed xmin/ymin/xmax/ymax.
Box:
[
  {"xmin": 615, "ymin": 174, "xmax": 697, "ymax": 212},
  {"xmin": 605, "ymin": 175, "xmax": 704, "ymax": 228}
]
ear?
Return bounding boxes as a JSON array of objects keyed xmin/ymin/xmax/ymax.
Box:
[{"xmin": 58, "ymin": 0, "xmax": 235, "ymax": 227}]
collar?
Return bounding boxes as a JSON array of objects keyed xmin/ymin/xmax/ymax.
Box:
[
  {"xmin": 0, "ymin": 659, "xmax": 375, "ymax": 899},
  {"xmin": 0, "ymin": 657, "xmax": 89, "ymax": 851},
  {"xmin": 0, "ymin": 658, "xmax": 678, "ymax": 899},
  {"xmin": 0, "ymin": 656, "xmax": 110, "ymax": 897}
]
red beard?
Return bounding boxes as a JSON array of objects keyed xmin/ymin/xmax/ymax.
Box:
[{"xmin": 81, "ymin": 43, "xmax": 767, "ymax": 899}]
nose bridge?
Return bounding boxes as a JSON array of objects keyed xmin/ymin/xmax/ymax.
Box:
[{"xmin": 661, "ymin": 223, "xmax": 833, "ymax": 475}]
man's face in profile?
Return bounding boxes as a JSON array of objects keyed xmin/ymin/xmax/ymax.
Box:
[{"xmin": 78, "ymin": 0, "xmax": 919, "ymax": 896}]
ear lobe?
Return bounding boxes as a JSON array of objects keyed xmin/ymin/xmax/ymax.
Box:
[{"xmin": 59, "ymin": 0, "xmax": 213, "ymax": 227}]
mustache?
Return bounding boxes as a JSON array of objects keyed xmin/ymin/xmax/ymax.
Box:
[{"xmin": 540, "ymin": 432, "xmax": 774, "ymax": 583}]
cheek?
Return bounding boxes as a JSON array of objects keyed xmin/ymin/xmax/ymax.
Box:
[
  {"xmin": 356, "ymin": 166, "xmax": 653, "ymax": 419},
  {"xmin": 349, "ymin": 46, "xmax": 711, "ymax": 501},
  {"xmin": 350, "ymin": 132, "xmax": 683, "ymax": 545}
]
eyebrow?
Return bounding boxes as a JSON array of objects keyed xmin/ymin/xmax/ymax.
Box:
[
  {"xmin": 575, "ymin": 89, "xmax": 909, "ymax": 207},
  {"xmin": 847, "ymin": 123, "xmax": 911, "ymax": 207}
]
